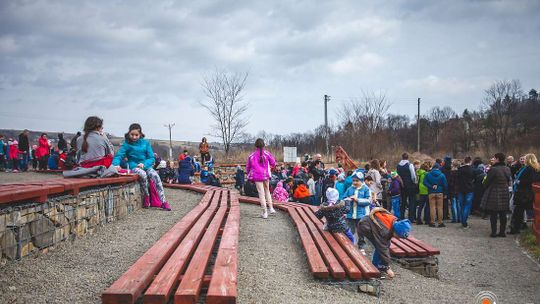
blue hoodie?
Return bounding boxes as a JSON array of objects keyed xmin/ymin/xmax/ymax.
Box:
[
  {"xmin": 112, "ymin": 138, "xmax": 155, "ymax": 170},
  {"xmin": 423, "ymin": 167, "xmax": 448, "ymax": 195},
  {"xmin": 344, "ymin": 184, "xmax": 371, "ymax": 219}
]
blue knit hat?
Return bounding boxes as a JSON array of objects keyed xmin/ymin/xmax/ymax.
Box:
[
  {"xmin": 352, "ymin": 171, "xmax": 364, "ymax": 181},
  {"xmin": 393, "ymin": 219, "xmax": 412, "ymax": 238}
]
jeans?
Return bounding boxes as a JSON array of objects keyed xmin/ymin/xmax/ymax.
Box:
[
  {"xmin": 391, "ymin": 195, "xmax": 401, "ymax": 218},
  {"xmin": 417, "ymin": 195, "xmax": 430, "ymax": 223},
  {"xmin": 450, "ymin": 197, "xmax": 460, "ymax": 223},
  {"xmin": 346, "ymin": 218, "xmax": 365, "ymax": 249},
  {"xmin": 457, "ymin": 192, "xmax": 473, "ymax": 227},
  {"xmin": 19, "ymin": 151, "xmax": 29, "ymax": 171},
  {"xmin": 344, "ymin": 229, "xmax": 355, "ymax": 243},
  {"xmin": 314, "ymin": 180, "xmax": 323, "ymax": 206},
  {"xmin": 428, "ymin": 193, "xmax": 444, "ymax": 225}
]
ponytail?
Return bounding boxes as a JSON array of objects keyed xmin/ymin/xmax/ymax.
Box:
[
  {"xmin": 259, "ymin": 147, "xmax": 264, "ymax": 164},
  {"xmin": 82, "ymin": 133, "xmax": 90, "ymax": 153},
  {"xmin": 254, "ymin": 138, "xmax": 265, "ymax": 164},
  {"xmin": 81, "ymin": 116, "xmax": 103, "ymax": 154}
]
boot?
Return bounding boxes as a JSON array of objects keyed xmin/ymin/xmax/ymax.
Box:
[
  {"xmin": 161, "ymin": 201, "xmax": 171, "ymax": 211},
  {"xmin": 143, "ymin": 196, "xmax": 150, "ymax": 208}
]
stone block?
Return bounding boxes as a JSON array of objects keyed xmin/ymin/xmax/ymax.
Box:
[
  {"xmin": 76, "ymin": 206, "xmax": 87, "ymax": 220},
  {"xmin": 0, "ymin": 230, "xmax": 17, "ymax": 260},
  {"xmin": 74, "ymin": 220, "xmax": 87, "ymax": 237},
  {"xmin": 0, "ymin": 213, "xmax": 6, "ymax": 234},
  {"xmin": 30, "ymin": 215, "xmax": 55, "ymax": 248}
]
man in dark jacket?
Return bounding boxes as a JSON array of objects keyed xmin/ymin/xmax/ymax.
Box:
[
  {"xmin": 57, "ymin": 133, "xmax": 68, "ymax": 152},
  {"xmin": 396, "ymin": 153, "xmax": 417, "ymax": 221},
  {"xmin": 18, "ymin": 129, "xmax": 30, "ymax": 171},
  {"xmin": 456, "ymin": 157, "xmax": 475, "ymax": 228},
  {"xmin": 70, "ymin": 132, "xmax": 81, "ymax": 151},
  {"xmin": 441, "ymin": 156, "xmax": 453, "ymax": 220},
  {"xmin": 423, "ymin": 163, "xmax": 448, "ymax": 227}
]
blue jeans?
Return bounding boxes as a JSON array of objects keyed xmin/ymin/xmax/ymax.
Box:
[
  {"xmin": 450, "ymin": 197, "xmax": 460, "ymax": 223},
  {"xmin": 19, "ymin": 151, "xmax": 29, "ymax": 171},
  {"xmin": 417, "ymin": 195, "xmax": 430, "ymax": 223},
  {"xmin": 344, "ymin": 229, "xmax": 355, "ymax": 243},
  {"xmin": 458, "ymin": 192, "xmax": 473, "ymax": 227},
  {"xmin": 391, "ymin": 195, "xmax": 401, "ymax": 218}
]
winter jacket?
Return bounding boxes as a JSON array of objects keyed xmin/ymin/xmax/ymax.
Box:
[
  {"xmin": 272, "ymin": 181, "xmax": 289, "ymax": 202},
  {"xmin": 344, "ymin": 184, "xmax": 371, "ymax": 220},
  {"xmin": 177, "ymin": 157, "xmax": 195, "ymax": 184},
  {"xmin": 112, "ymin": 138, "xmax": 155, "ymax": 170},
  {"xmin": 293, "ymin": 184, "xmax": 311, "ymax": 199},
  {"xmin": 447, "ymin": 170, "xmax": 458, "ymax": 198},
  {"xmin": 335, "ymin": 181, "xmax": 346, "ymax": 200},
  {"xmin": 200, "ymin": 170, "xmax": 210, "ymax": 184},
  {"xmin": 456, "ymin": 164, "xmax": 474, "ymax": 194},
  {"xmin": 70, "ymin": 135, "xmax": 80, "ymax": 151},
  {"xmin": 8, "ymin": 144, "xmax": 20, "ymax": 160},
  {"xmin": 344, "ymin": 175, "xmax": 353, "ymax": 191},
  {"xmin": 315, "ymin": 201, "xmax": 350, "ymax": 233},
  {"xmin": 417, "ymin": 169, "xmax": 428, "ymax": 195},
  {"xmin": 307, "ymin": 178, "xmax": 316, "ymax": 196},
  {"xmin": 234, "ymin": 168, "xmax": 245, "ymax": 188},
  {"xmin": 388, "ymin": 177, "xmax": 402, "ymax": 197},
  {"xmin": 199, "ymin": 142, "xmax": 209, "ymax": 153},
  {"xmin": 356, "ymin": 208, "xmax": 397, "ymax": 270},
  {"xmin": 57, "ymin": 137, "xmax": 67, "ymax": 152},
  {"xmin": 76, "ymin": 131, "xmax": 114, "ymax": 165},
  {"xmin": 513, "ymin": 166, "xmax": 540, "ymax": 209},
  {"xmin": 48, "ymin": 152, "xmax": 59, "ymax": 170},
  {"xmin": 246, "ymin": 149, "xmax": 276, "ymax": 182},
  {"xmin": 481, "ymin": 163, "xmax": 511, "ymax": 212},
  {"xmin": 18, "ymin": 133, "xmax": 29, "ymax": 152},
  {"xmin": 423, "ymin": 168, "xmax": 448, "ymax": 195},
  {"xmin": 0, "ymin": 139, "xmax": 5, "ymax": 156},
  {"xmin": 397, "ymin": 160, "xmax": 417, "ymax": 190},
  {"xmin": 36, "ymin": 137, "xmax": 50, "ymax": 158},
  {"xmin": 366, "ymin": 169, "xmax": 383, "ymax": 199}
]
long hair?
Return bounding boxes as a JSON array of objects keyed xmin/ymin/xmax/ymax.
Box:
[
  {"xmin": 82, "ymin": 116, "xmax": 103, "ymax": 153},
  {"xmin": 255, "ymin": 138, "xmax": 265, "ymax": 164},
  {"xmin": 525, "ymin": 153, "xmax": 540, "ymax": 172},
  {"xmin": 370, "ymin": 159, "xmax": 380, "ymax": 171},
  {"xmin": 125, "ymin": 123, "xmax": 145, "ymax": 142}
]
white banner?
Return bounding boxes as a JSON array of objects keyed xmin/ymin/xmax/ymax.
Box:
[{"xmin": 283, "ymin": 146, "xmax": 298, "ymax": 163}]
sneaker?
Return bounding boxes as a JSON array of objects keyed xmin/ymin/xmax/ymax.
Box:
[
  {"xmin": 269, "ymin": 207, "xmax": 276, "ymax": 214},
  {"xmin": 438, "ymin": 223, "xmax": 446, "ymax": 228},
  {"xmin": 462, "ymin": 225, "xmax": 470, "ymax": 230},
  {"xmin": 497, "ymin": 233, "xmax": 506, "ymax": 237},
  {"xmin": 261, "ymin": 211, "xmax": 268, "ymax": 219},
  {"xmin": 360, "ymin": 249, "xmax": 367, "ymax": 256},
  {"xmin": 428, "ymin": 224, "xmax": 436, "ymax": 228},
  {"xmin": 161, "ymin": 201, "xmax": 171, "ymax": 211}
]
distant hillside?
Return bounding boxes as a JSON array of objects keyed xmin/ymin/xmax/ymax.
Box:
[{"xmin": 0, "ymin": 129, "xmax": 222, "ymax": 160}]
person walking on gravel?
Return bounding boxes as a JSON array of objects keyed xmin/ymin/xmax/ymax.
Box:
[
  {"xmin": 246, "ymin": 138, "xmax": 276, "ymax": 219},
  {"xmin": 481, "ymin": 152, "xmax": 512, "ymax": 237}
]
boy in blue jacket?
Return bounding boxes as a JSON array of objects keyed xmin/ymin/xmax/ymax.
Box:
[
  {"xmin": 343, "ymin": 172, "xmax": 372, "ymax": 249},
  {"xmin": 423, "ymin": 163, "xmax": 448, "ymax": 227}
]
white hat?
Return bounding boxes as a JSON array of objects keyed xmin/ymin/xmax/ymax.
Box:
[{"xmin": 326, "ymin": 188, "xmax": 339, "ymax": 204}]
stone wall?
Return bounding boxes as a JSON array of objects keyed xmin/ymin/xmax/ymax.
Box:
[{"xmin": 0, "ymin": 182, "xmax": 141, "ymax": 261}]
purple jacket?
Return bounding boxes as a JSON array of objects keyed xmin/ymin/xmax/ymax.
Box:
[{"xmin": 246, "ymin": 149, "xmax": 276, "ymax": 182}]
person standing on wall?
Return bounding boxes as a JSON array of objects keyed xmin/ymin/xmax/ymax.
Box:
[
  {"xmin": 17, "ymin": 129, "xmax": 30, "ymax": 171},
  {"xmin": 199, "ymin": 137, "xmax": 210, "ymax": 164}
]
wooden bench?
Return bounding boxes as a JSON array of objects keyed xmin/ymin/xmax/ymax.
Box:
[
  {"xmin": 0, "ymin": 175, "xmax": 139, "ymax": 205},
  {"xmin": 165, "ymin": 184, "xmax": 380, "ymax": 282},
  {"xmin": 102, "ymin": 188, "xmax": 239, "ymax": 304}
]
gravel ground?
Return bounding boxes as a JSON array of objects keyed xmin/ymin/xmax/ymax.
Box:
[
  {"xmin": 238, "ymin": 203, "xmax": 540, "ymax": 304},
  {"xmin": 0, "ymin": 171, "xmax": 64, "ymax": 184},
  {"xmin": 0, "ymin": 176, "xmax": 201, "ymax": 304},
  {"xmin": 1, "ymin": 172, "xmax": 539, "ymax": 304}
]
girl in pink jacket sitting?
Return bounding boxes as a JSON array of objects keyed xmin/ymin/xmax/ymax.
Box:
[
  {"xmin": 272, "ymin": 181, "xmax": 289, "ymax": 203},
  {"xmin": 246, "ymin": 138, "xmax": 276, "ymax": 218}
]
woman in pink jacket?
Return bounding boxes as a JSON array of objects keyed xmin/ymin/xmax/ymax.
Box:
[{"xmin": 246, "ymin": 138, "xmax": 276, "ymax": 218}]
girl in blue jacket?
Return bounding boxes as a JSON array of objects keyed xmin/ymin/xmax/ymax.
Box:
[
  {"xmin": 343, "ymin": 171, "xmax": 372, "ymax": 249},
  {"xmin": 113, "ymin": 123, "xmax": 170, "ymax": 210}
]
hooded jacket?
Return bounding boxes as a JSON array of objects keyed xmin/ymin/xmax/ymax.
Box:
[
  {"xmin": 177, "ymin": 156, "xmax": 195, "ymax": 184},
  {"xmin": 344, "ymin": 184, "xmax": 371, "ymax": 219},
  {"xmin": 416, "ymin": 168, "xmax": 429, "ymax": 195},
  {"xmin": 272, "ymin": 181, "xmax": 289, "ymax": 202},
  {"xmin": 112, "ymin": 138, "xmax": 155, "ymax": 170},
  {"xmin": 397, "ymin": 160, "xmax": 417, "ymax": 189},
  {"xmin": 423, "ymin": 167, "xmax": 448, "ymax": 195},
  {"xmin": 246, "ymin": 149, "xmax": 276, "ymax": 182},
  {"xmin": 36, "ymin": 137, "xmax": 50, "ymax": 158},
  {"xmin": 293, "ymin": 184, "xmax": 311, "ymax": 199}
]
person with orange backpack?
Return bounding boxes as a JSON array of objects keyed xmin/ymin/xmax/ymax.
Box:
[{"xmin": 356, "ymin": 207, "xmax": 411, "ymax": 278}]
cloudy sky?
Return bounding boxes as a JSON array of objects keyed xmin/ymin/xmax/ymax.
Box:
[{"xmin": 1, "ymin": 0, "xmax": 539, "ymax": 141}]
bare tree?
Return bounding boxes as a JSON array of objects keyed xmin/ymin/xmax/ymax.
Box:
[
  {"xmin": 428, "ymin": 106, "xmax": 456, "ymax": 150},
  {"xmin": 200, "ymin": 69, "xmax": 249, "ymax": 155},
  {"xmin": 483, "ymin": 79, "xmax": 522, "ymax": 149}
]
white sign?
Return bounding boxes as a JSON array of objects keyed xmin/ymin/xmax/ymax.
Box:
[{"xmin": 283, "ymin": 147, "xmax": 298, "ymax": 163}]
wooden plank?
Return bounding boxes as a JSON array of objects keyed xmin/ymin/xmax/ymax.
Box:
[
  {"xmin": 407, "ymin": 236, "xmax": 440, "ymax": 255},
  {"xmin": 174, "ymin": 191, "xmax": 228, "ymax": 304},
  {"xmin": 332, "ymin": 232, "xmax": 380, "ymax": 278},
  {"xmin": 299, "ymin": 206, "xmax": 362, "ymax": 280},
  {"xmin": 296, "ymin": 208, "xmax": 346, "ymax": 280},
  {"xmin": 102, "ymin": 191, "xmax": 214, "ymax": 304},
  {"xmin": 390, "ymin": 238, "xmax": 416, "ymax": 257},
  {"xmin": 400, "ymin": 238, "xmax": 429, "ymax": 257},
  {"xmin": 206, "ymin": 193, "xmax": 240, "ymax": 304},
  {"xmin": 389, "ymin": 241, "xmax": 407, "ymax": 257},
  {"xmin": 288, "ymin": 208, "xmax": 329, "ymax": 279},
  {"xmin": 143, "ymin": 191, "xmax": 221, "ymax": 304}
]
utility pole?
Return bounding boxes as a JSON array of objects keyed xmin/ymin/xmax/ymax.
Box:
[
  {"xmin": 164, "ymin": 123, "xmax": 175, "ymax": 161},
  {"xmin": 324, "ymin": 94, "xmax": 330, "ymax": 159},
  {"xmin": 417, "ymin": 98, "xmax": 421, "ymax": 152}
]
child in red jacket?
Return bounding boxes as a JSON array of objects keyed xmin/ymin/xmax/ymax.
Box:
[{"xmin": 9, "ymin": 140, "xmax": 21, "ymax": 172}]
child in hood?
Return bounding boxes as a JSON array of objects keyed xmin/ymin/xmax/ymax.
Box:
[
  {"xmin": 8, "ymin": 140, "xmax": 21, "ymax": 172},
  {"xmin": 357, "ymin": 207, "xmax": 412, "ymax": 278},
  {"xmin": 200, "ymin": 166, "xmax": 210, "ymax": 184},
  {"xmin": 272, "ymin": 181, "xmax": 289, "ymax": 202},
  {"xmin": 343, "ymin": 172, "xmax": 372, "ymax": 249},
  {"xmin": 234, "ymin": 165, "xmax": 245, "ymax": 194},
  {"xmin": 315, "ymin": 188, "xmax": 355, "ymax": 242},
  {"xmin": 293, "ymin": 180, "xmax": 311, "ymax": 204},
  {"xmin": 388, "ymin": 171, "xmax": 402, "ymax": 218}
]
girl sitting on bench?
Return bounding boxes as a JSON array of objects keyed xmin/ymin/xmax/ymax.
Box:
[{"xmin": 113, "ymin": 123, "xmax": 171, "ymax": 211}]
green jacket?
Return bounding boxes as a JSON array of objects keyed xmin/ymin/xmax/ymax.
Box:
[{"xmin": 417, "ymin": 169, "xmax": 428, "ymax": 195}]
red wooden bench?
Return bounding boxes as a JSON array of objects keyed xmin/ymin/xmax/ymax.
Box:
[
  {"xmin": 0, "ymin": 175, "xmax": 139, "ymax": 205},
  {"xmin": 102, "ymin": 188, "xmax": 239, "ymax": 304},
  {"xmin": 165, "ymin": 184, "xmax": 380, "ymax": 282}
]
